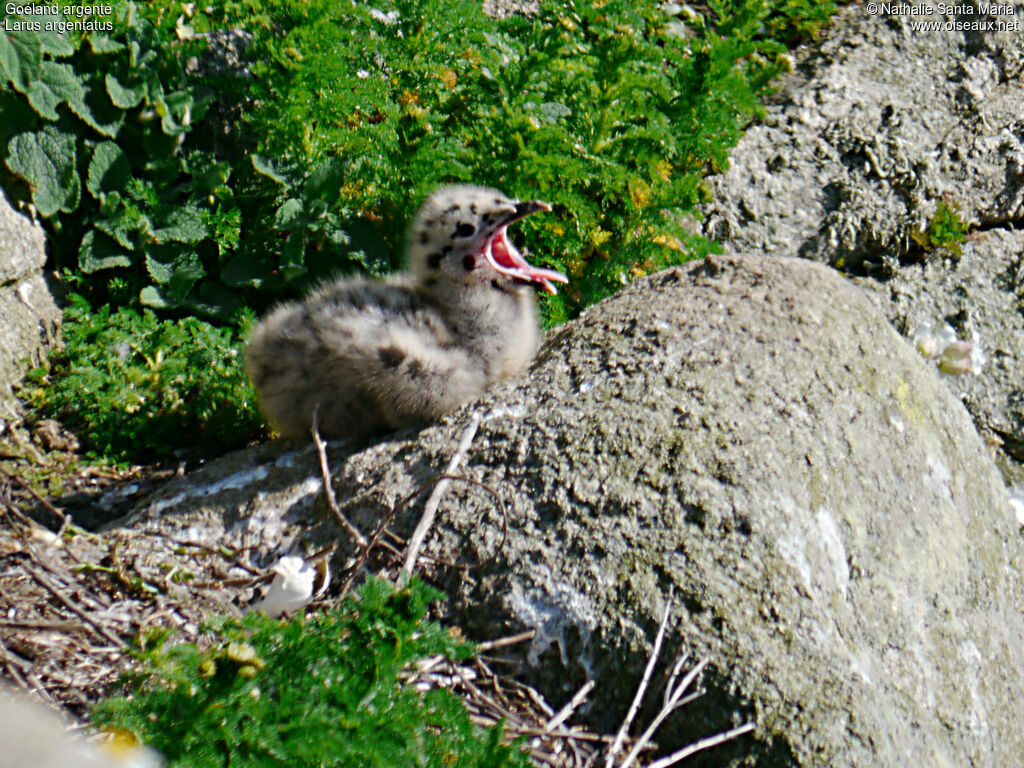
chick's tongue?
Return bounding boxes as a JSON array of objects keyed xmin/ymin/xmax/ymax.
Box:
[{"xmin": 484, "ymin": 227, "xmax": 568, "ymax": 295}]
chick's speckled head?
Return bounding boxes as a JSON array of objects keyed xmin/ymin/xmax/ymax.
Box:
[{"xmin": 406, "ymin": 185, "xmax": 568, "ymax": 294}]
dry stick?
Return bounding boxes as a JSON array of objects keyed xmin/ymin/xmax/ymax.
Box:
[
  {"xmin": 452, "ymin": 661, "xmax": 523, "ymax": 726},
  {"xmin": 0, "ymin": 619, "xmax": 88, "ymax": 633},
  {"xmin": 0, "ymin": 637, "xmax": 31, "ymax": 690},
  {"xmin": 476, "ymin": 629, "xmax": 536, "ymax": 653},
  {"xmin": 604, "ymin": 589, "xmax": 675, "ymax": 768},
  {"xmin": 401, "ymin": 413, "xmax": 481, "ymax": 577},
  {"xmin": 645, "ymin": 722, "xmax": 756, "ymax": 768},
  {"xmin": 545, "ymin": 679, "xmax": 596, "ymax": 733},
  {"xmin": 0, "ymin": 465, "xmax": 70, "ymax": 533},
  {"xmin": 21, "ymin": 564, "xmax": 124, "ymax": 647},
  {"xmin": 337, "ymin": 482, "xmax": 421, "ymax": 601},
  {"xmin": 310, "ymin": 407, "xmax": 367, "ymax": 547},
  {"xmin": 618, "ymin": 657, "xmax": 711, "ymax": 768}
]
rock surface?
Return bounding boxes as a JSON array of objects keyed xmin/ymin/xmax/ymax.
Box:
[
  {"xmin": 0, "ymin": 189, "xmax": 61, "ymax": 421},
  {"xmin": 699, "ymin": 1, "xmax": 1024, "ymax": 485},
  {"xmin": 854, "ymin": 229, "xmax": 1024, "ymax": 466},
  {"xmin": 128, "ymin": 254, "xmax": 1023, "ymax": 767}
]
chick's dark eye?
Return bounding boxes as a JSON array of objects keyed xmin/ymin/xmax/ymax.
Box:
[{"xmin": 454, "ymin": 222, "xmax": 476, "ymax": 238}]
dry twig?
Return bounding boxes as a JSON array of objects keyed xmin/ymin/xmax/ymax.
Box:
[
  {"xmin": 310, "ymin": 407, "xmax": 367, "ymax": 547},
  {"xmin": 603, "ymin": 589, "xmax": 755, "ymax": 768},
  {"xmin": 605, "ymin": 589, "xmax": 674, "ymax": 767},
  {"xmin": 22, "ymin": 563, "xmax": 124, "ymax": 647},
  {"xmin": 645, "ymin": 723, "xmax": 757, "ymax": 768},
  {"xmin": 0, "ymin": 465, "xmax": 70, "ymax": 535},
  {"xmin": 477, "ymin": 629, "xmax": 535, "ymax": 653},
  {"xmin": 401, "ymin": 413, "xmax": 481, "ymax": 576},
  {"xmin": 546, "ymin": 680, "xmax": 595, "ymax": 733}
]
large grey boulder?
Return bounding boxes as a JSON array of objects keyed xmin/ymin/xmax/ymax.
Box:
[
  {"xmin": 699, "ymin": 0, "xmax": 1024, "ymax": 483},
  {"xmin": 127, "ymin": 254, "xmax": 1023, "ymax": 767},
  {"xmin": 0, "ymin": 189, "xmax": 61, "ymax": 420}
]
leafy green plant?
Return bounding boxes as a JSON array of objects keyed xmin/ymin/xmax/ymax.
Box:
[
  {"xmin": 22, "ymin": 294, "xmax": 263, "ymax": 461},
  {"xmin": 911, "ymin": 198, "xmax": 967, "ymax": 258},
  {"xmin": 92, "ymin": 578, "xmax": 530, "ymax": 768},
  {"xmin": 5, "ymin": 0, "xmax": 836, "ymax": 460},
  {"xmin": 0, "ymin": 2, "xmax": 264, "ymax": 316},
  {"xmin": 220, "ymin": 0, "xmax": 834, "ymax": 322}
]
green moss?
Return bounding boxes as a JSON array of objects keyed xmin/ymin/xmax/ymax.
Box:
[
  {"xmin": 92, "ymin": 578, "xmax": 530, "ymax": 768},
  {"xmin": 22, "ymin": 295, "xmax": 264, "ymax": 461},
  {"xmin": 911, "ymin": 199, "xmax": 968, "ymax": 257}
]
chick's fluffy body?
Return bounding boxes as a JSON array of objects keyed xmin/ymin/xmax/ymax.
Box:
[{"xmin": 245, "ymin": 186, "xmax": 549, "ymax": 441}]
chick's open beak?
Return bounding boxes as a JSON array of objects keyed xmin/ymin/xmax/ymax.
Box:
[{"xmin": 483, "ymin": 200, "xmax": 568, "ymax": 294}]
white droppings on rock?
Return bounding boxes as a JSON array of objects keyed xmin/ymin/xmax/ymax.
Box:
[
  {"xmin": 483, "ymin": 405, "xmax": 527, "ymax": 421},
  {"xmin": 149, "ymin": 464, "xmax": 271, "ymax": 517},
  {"xmin": 508, "ymin": 579, "xmax": 596, "ymax": 678},
  {"xmin": 1008, "ymin": 493, "xmax": 1024, "ymax": 527},
  {"xmin": 816, "ymin": 508, "xmax": 850, "ymax": 600}
]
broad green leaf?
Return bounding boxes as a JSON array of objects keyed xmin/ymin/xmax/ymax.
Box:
[
  {"xmin": 26, "ymin": 61, "xmax": 85, "ymax": 121},
  {"xmin": 195, "ymin": 280, "xmax": 243, "ymax": 316},
  {"xmin": 305, "ymin": 160, "xmax": 344, "ymax": 199},
  {"xmin": 140, "ymin": 285, "xmax": 171, "ymax": 308},
  {"xmin": 79, "ymin": 229, "xmax": 130, "ymax": 273},
  {"xmin": 281, "ymin": 231, "xmax": 305, "ymax": 270},
  {"xmin": 153, "ymin": 207, "xmax": 206, "ymax": 243},
  {"xmin": 88, "ymin": 34, "xmax": 124, "ymax": 54},
  {"xmin": 145, "ymin": 253, "xmax": 173, "ymax": 285},
  {"xmin": 220, "ymin": 255, "xmax": 267, "ymax": 289},
  {"xmin": 96, "ymin": 211, "xmax": 139, "ymax": 250},
  {"xmin": 0, "ymin": 21, "xmax": 42, "ymax": 92},
  {"xmin": 273, "ymin": 198, "xmax": 303, "ymax": 229},
  {"xmin": 167, "ymin": 252, "xmax": 205, "ymax": 301},
  {"xmin": 35, "ymin": 9, "xmax": 74, "ymax": 57},
  {"xmin": 66, "ymin": 82, "xmax": 123, "ymax": 137},
  {"xmin": 87, "ymin": 141, "xmax": 130, "ymax": 198},
  {"xmin": 5, "ymin": 126, "xmax": 79, "ymax": 217},
  {"xmin": 251, "ymin": 154, "xmax": 299, "ymax": 187},
  {"xmin": 105, "ymin": 73, "xmax": 144, "ymax": 109}
]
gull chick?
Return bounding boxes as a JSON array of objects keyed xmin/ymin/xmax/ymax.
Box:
[{"xmin": 245, "ymin": 185, "xmax": 568, "ymax": 441}]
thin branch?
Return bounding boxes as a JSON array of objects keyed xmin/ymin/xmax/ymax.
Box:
[
  {"xmin": 645, "ymin": 722, "xmax": 756, "ymax": 768},
  {"xmin": 0, "ymin": 637, "xmax": 31, "ymax": 690},
  {"xmin": 0, "ymin": 465, "xmax": 70, "ymax": 533},
  {"xmin": 604, "ymin": 588, "xmax": 674, "ymax": 768},
  {"xmin": 22, "ymin": 564, "xmax": 124, "ymax": 647},
  {"xmin": 476, "ymin": 630, "xmax": 536, "ymax": 653},
  {"xmin": 663, "ymin": 652, "xmax": 690, "ymax": 709},
  {"xmin": 311, "ymin": 407, "xmax": 367, "ymax": 547},
  {"xmin": 545, "ymin": 679, "xmax": 596, "ymax": 733},
  {"xmin": 401, "ymin": 413, "xmax": 481, "ymax": 577},
  {"xmin": 336, "ymin": 483, "xmax": 420, "ymax": 601},
  {"xmin": 619, "ymin": 658, "xmax": 710, "ymax": 768}
]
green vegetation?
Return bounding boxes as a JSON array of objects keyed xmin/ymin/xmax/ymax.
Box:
[
  {"xmin": 5, "ymin": 2, "xmax": 836, "ymax": 758},
  {"xmin": 2, "ymin": 0, "xmax": 835, "ymax": 459},
  {"xmin": 92, "ymin": 578, "xmax": 530, "ymax": 767},
  {"xmin": 22, "ymin": 295, "xmax": 263, "ymax": 462},
  {"xmin": 911, "ymin": 198, "xmax": 968, "ymax": 258}
]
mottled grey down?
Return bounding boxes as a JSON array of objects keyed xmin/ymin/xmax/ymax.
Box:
[{"xmin": 245, "ymin": 186, "xmax": 547, "ymax": 441}]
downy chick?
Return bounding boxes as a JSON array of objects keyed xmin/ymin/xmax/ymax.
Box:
[{"xmin": 245, "ymin": 185, "xmax": 567, "ymax": 441}]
